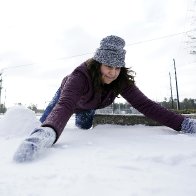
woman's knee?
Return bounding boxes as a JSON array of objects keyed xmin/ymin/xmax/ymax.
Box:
[{"xmin": 75, "ymin": 110, "xmax": 95, "ymax": 129}]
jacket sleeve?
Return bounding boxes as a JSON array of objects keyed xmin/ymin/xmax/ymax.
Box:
[
  {"xmin": 42, "ymin": 70, "xmax": 88, "ymax": 142},
  {"xmin": 121, "ymin": 84, "xmax": 185, "ymax": 131}
]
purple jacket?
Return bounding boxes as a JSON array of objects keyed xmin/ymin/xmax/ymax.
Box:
[{"xmin": 42, "ymin": 63, "xmax": 184, "ymax": 140}]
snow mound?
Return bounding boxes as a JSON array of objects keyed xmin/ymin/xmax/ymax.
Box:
[{"xmin": 0, "ymin": 105, "xmax": 40, "ymax": 137}]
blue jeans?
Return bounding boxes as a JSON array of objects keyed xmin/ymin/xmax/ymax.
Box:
[
  {"xmin": 40, "ymin": 89, "xmax": 95, "ymax": 129},
  {"xmin": 75, "ymin": 110, "xmax": 95, "ymax": 129},
  {"xmin": 40, "ymin": 88, "xmax": 61, "ymax": 123}
]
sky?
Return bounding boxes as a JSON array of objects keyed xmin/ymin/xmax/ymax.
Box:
[{"xmin": 0, "ymin": 0, "xmax": 196, "ymax": 108}]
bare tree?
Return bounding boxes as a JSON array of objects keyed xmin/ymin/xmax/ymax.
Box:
[{"xmin": 187, "ymin": 0, "xmax": 196, "ymax": 54}]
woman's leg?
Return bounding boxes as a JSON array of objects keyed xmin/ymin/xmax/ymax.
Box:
[{"xmin": 75, "ymin": 110, "xmax": 95, "ymax": 129}]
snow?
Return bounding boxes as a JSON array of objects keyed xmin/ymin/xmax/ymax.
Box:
[{"xmin": 0, "ymin": 106, "xmax": 196, "ymax": 196}]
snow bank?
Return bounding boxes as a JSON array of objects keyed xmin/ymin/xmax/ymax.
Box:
[
  {"xmin": 0, "ymin": 106, "xmax": 40, "ymax": 137},
  {"xmin": 0, "ymin": 107, "xmax": 196, "ymax": 196}
]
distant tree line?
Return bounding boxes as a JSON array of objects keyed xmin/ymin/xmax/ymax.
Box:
[
  {"xmin": 0, "ymin": 104, "xmax": 6, "ymax": 114},
  {"xmin": 0, "ymin": 103, "xmax": 44, "ymax": 114},
  {"xmin": 27, "ymin": 104, "xmax": 44, "ymax": 113},
  {"xmin": 160, "ymin": 98, "xmax": 196, "ymax": 114},
  {"xmin": 0, "ymin": 98, "xmax": 196, "ymax": 114},
  {"xmin": 161, "ymin": 98, "xmax": 196, "ymax": 109}
]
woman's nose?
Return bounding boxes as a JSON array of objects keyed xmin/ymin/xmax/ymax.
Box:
[{"xmin": 109, "ymin": 69, "xmax": 116, "ymax": 76}]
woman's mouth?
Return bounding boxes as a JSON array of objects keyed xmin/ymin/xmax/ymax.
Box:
[{"xmin": 105, "ymin": 76, "xmax": 115, "ymax": 80}]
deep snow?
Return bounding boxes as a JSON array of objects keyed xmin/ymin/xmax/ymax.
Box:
[{"xmin": 0, "ymin": 106, "xmax": 196, "ymax": 196}]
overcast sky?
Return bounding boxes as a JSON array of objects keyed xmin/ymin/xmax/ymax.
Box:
[{"xmin": 0, "ymin": 0, "xmax": 195, "ymax": 108}]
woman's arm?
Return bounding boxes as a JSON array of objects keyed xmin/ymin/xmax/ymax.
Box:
[
  {"xmin": 121, "ymin": 84, "xmax": 184, "ymax": 131},
  {"xmin": 42, "ymin": 70, "xmax": 88, "ymax": 142}
]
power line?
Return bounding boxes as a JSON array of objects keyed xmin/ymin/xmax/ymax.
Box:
[
  {"xmin": 1, "ymin": 29, "xmax": 195, "ymax": 71},
  {"xmin": 0, "ymin": 63, "xmax": 35, "ymax": 73},
  {"xmin": 126, "ymin": 29, "xmax": 195, "ymax": 46}
]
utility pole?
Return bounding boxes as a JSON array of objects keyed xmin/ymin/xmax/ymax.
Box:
[
  {"xmin": 173, "ymin": 59, "xmax": 180, "ymax": 110},
  {"xmin": 169, "ymin": 72, "xmax": 174, "ymax": 109}
]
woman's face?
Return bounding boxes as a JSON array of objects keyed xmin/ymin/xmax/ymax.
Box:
[{"xmin": 100, "ymin": 64, "xmax": 121, "ymax": 84}]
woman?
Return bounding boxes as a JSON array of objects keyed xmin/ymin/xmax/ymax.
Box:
[{"xmin": 14, "ymin": 35, "xmax": 196, "ymax": 162}]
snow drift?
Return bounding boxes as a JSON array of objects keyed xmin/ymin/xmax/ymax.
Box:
[{"xmin": 0, "ymin": 106, "xmax": 196, "ymax": 196}]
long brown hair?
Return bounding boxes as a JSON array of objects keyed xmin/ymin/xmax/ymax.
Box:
[{"xmin": 85, "ymin": 58, "xmax": 135, "ymax": 96}]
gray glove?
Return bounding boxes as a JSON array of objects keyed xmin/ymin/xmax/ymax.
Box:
[
  {"xmin": 13, "ymin": 127, "xmax": 56, "ymax": 162},
  {"xmin": 181, "ymin": 118, "xmax": 196, "ymax": 134}
]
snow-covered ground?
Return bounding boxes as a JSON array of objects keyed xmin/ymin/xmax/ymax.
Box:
[{"xmin": 0, "ymin": 106, "xmax": 196, "ymax": 196}]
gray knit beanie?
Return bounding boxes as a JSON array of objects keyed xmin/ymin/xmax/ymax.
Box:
[{"xmin": 93, "ymin": 35, "xmax": 126, "ymax": 67}]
